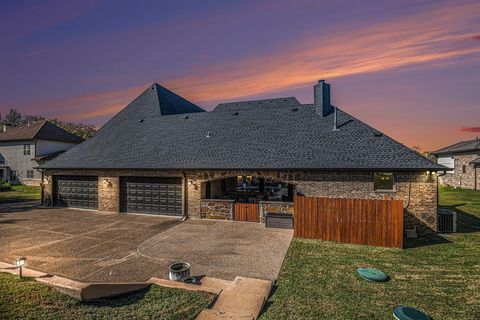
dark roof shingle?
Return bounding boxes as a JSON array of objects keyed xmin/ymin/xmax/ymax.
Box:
[
  {"xmin": 42, "ymin": 84, "xmax": 444, "ymax": 171},
  {"xmin": 432, "ymin": 138, "xmax": 480, "ymax": 156},
  {"xmin": 0, "ymin": 121, "xmax": 84, "ymax": 143},
  {"xmin": 213, "ymin": 97, "xmax": 300, "ymax": 112}
]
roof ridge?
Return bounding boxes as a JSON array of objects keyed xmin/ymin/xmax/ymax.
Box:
[
  {"xmin": 31, "ymin": 120, "xmax": 48, "ymax": 139},
  {"xmin": 217, "ymin": 96, "xmax": 298, "ymax": 105}
]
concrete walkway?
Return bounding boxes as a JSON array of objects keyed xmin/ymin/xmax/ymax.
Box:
[
  {"xmin": 150, "ymin": 275, "xmax": 272, "ymax": 320},
  {"xmin": 0, "ymin": 206, "xmax": 292, "ymax": 282}
]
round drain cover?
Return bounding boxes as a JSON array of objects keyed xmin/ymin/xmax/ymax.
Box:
[
  {"xmin": 393, "ymin": 306, "xmax": 430, "ymax": 320},
  {"xmin": 356, "ymin": 268, "xmax": 389, "ymax": 282}
]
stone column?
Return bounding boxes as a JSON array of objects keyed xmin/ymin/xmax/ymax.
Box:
[{"xmin": 98, "ymin": 176, "xmax": 120, "ymax": 212}]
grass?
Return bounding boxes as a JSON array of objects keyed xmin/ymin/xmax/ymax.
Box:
[
  {"xmin": 261, "ymin": 187, "xmax": 480, "ymax": 320},
  {"xmin": 0, "ymin": 273, "xmax": 215, "ymax": 320},
  {"xmin": 0, "ymin": 185, "xmax": 41, "ymax": 203}
]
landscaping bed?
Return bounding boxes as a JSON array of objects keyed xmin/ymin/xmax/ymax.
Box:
[
  {"xmin": 260, "ymin": 187, "xmax": 480, "ymax": 320},
  {"xmin": 0, "ymin": 185, "xmax": 41, "ymax": 203},
  {"xmin": 0, "ymin": 273, "xmax": 215, "ymax": 320}
]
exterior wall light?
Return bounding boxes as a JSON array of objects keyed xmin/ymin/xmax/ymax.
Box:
[{"xmin": 15, "ymin": 257, "xmax": 26, "ymax": 278}]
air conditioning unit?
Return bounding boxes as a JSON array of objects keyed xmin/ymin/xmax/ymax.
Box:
[{"xmin": 438, "ymin": 208, "xmax": 457, "ymax": 233}]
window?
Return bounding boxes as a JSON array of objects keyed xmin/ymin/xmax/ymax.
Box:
[
  {"xmin": 437, "ymin": 156, "xmax": 454, "ymax": 173},
  {"xmin": 27, "ymin": 170, "xmax": 34, "ymax": 179},
  {"xmin": 10, "ymin": 170, "xmax": 17, "ymax": 181},
  {"xmin": 462, "ymin": 165, "xmax": 467, "ymax": 174},
  {"xmin": 23, "ymin": 144, "xmax": 31, "ymax": 156},
  {"xmin": 374, "ymin": 172, "xmax": 395, "ymax": 191}
]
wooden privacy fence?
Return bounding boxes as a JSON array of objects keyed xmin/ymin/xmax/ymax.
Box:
[
  {"xmin": 294, "ymin": 196, "xmax": 404, "ymax": 248},
  {"xmin": 234, "ymin": 203, "xmax": 260, "ymax": 222}
]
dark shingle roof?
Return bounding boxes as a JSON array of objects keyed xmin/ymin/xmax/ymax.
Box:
[
  {"xmin": 0, "ymin": 121, "xmax": 83, "ymax": 143},
  {"xmin": 42, "ymin": 84, "xmax": 444, "ymax": 171},
  {"xmin": 214, "ymin": 97, "xmax": 300, "ymax": 112},
  {"xmin": 470, "ymin": 157, "xmax": 480, "ymax": 165},
  {"xmin": 432, "ymin": 138, "xmax": 480, "ymax": 156},
  {"xmin": 100, "ymin": 83, "xmax": 205, "ymax": 132}
]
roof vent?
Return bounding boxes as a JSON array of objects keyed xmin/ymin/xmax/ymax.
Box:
[
  {"xmin": 291, "ymin": 108, "xmax": 298, "ymax": 112},
  {"xmin": 373, "ymin": 131, "xmax": 383, "ymax": 137},
  {"xmin": 206, "ymin": 131, "xmax": 211, "ymax": 138},
  {"xmin": 182, "ymin": 115, "xmax": 189, "ymax": 119},
  {"xmin": 333, "ymin": 107, "xmax": 339, "ymax": 131},
  {"xmin": 232, "ymin": 112, "xmax": 239, "ymax": 115},
  {"xmin": 138, "ymin": 119, "xmax": 144, "ymax": 122}
]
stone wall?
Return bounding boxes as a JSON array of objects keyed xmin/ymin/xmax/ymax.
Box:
[
  {"xmin": 186, "ymin": 170, "xmax": 438, "ymax": 234},
  {"xmin": 259, "ymin": 201, "xmax": 294, "ymax": 223},
  {"xmin": 98, "ymin": 176, "xmax": 120, "ymax": 212},
  {"xmin": 438, "ymin": 154, "xmax": 479, "ymax": 190},
  {"xmin": 200, "ymin": 199, "xmax": 234, "ymax": 220},
  {"xmin": 42, "ymin": 169, "xmax": 183, "ymax": 211},
  {"xmin": 43, "ymin": 169, "xmax": 439, "ymax": 234}
]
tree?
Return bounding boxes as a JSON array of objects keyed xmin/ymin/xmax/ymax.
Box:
[
  {"xmin": 3, "ymin": 109, "xmax": 22, "ymax": 126},
  {"xmin": 49, "ymin": 119, "xmax": 96, "ymax": 139},
  {"xmin": 23, "ymin": 114, "xmax": 45, "ymax": 124}
]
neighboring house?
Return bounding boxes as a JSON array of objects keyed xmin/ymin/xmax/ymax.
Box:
[
  {"xmin": 0, "ymin": 121, "xmax": 84, "ymax": 186},
  {"xmin": 432, "ymin": 138, "xmax": 480, "ymax": 190},
  {"xmin": 41, "ymin": 80, "xmax": 445, "ymax": 235}
]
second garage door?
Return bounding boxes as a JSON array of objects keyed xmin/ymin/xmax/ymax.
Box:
[{"xmin": 120, "ymin": 177, "xmax": 183, "ymax": 216}]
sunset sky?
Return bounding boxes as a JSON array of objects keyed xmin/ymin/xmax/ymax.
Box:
[{"xmin": 1, "ymin": 0, "xmax": 479, "ymax": 151}]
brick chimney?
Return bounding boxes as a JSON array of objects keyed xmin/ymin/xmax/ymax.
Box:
[{"xmin": 314, "ymin": 80, "xmax": 332, "ymax": 117}]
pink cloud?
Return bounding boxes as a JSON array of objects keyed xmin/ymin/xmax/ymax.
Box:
[
  {"xmin": 14, "ymin": 0, "xmax": 480, "ymax": 127},
  {"xmin": 460, "ymin": 126, "xmax": 480, "ymax": 133}
]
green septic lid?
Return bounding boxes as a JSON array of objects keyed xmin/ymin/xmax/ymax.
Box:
[
  {"xmin": 356, "ymin": 268, "xmax": 389, "ymax": 282},
  {"xmin": 393, "ymin": 306, "xmax": 430, "ymax": 320}
]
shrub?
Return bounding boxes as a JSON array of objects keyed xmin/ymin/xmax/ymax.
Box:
[{"xmin": 0, "ymin": 181, "xmax": 12, "ymax": 192}]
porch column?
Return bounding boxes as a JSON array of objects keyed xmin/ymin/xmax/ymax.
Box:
[
  {"xmin": 288, "ymin": 184, "xmax": 294, "ymax": 200},
  {"xmin": 259, "ymin": 178, "xmax": 265, "ymax": 193}
]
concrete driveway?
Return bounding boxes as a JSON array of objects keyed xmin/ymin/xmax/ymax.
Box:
[{"xmin": 0, "ymin": 205, "xmax": 292, "ymax": 282}]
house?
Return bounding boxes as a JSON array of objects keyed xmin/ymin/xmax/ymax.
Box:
[
  {"xmin": 0, "ymin": 121, "xmax": 84, "ymax": 185},
  {"xmin": 40, "ymin": 80, "xmax": 445, "ymax": 235},
  {"xmin": 432, "ymin": 138, "xmax": 480, "ymax": 190}
]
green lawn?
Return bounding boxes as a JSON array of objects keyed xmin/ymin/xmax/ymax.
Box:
[
  {"xmin": 261, "ymin": 187, "xmax": 480, "ymax": 320},
  {"xmin": 0, "ymin": 185, "xmax": 41, "ymax": 203},
  {"xmin": 0, "ymin": 273, "xmax": 215, "ymax": 320}
]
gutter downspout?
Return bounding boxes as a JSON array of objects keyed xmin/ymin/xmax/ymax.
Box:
[
  {"xmin": 181, "ymin": 171, "xmax": 188, "ymax": 221},
  {"xmin": 436, "ymin": 170, "xmax": 447, "ymax": 232},
  {"xmin": 40, "ymin": 169, "xmax": 44, "ymax": 206}
]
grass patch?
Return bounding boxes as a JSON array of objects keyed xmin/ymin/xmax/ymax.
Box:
[
  {"xmin": 261, "ymin": 187, "xmax": 480, "ymax": 320},
  {"xmin": 0, "ymin": 273, "xmax": 215, "ymax": 320},
  {"xmin": 0, "ymin": 185, "xmax": 41, "ymax": 203}
]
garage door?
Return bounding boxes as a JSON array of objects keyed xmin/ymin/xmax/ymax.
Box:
[
  {"xmin": 53, "ymin": 176, "xmax": 98, "ymax": 209},
  {"xmin": 120, "ymin": 177, "xmax": 183, "ymax": 216}
]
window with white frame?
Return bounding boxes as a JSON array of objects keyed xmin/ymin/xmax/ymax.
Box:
[
  {"xmin": 23, "ymin": 144, "xmax": 31, "ymax": 156},
  {"xmin": 437, "ymin": 156, "xmax": 454, "ymax": 173}
]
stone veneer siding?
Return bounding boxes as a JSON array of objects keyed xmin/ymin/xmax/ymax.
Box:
[
  {"xmin": 200, "ymin": 199, "xmax": 234, "ymax": 220},
  {"xmin": 438, "ymin": 154, "xmax": 479, "ymax": 190},
  {"xmin": 187, "ymin": 170, "xmax": 438, "ymax": 234},
  {"xmin": 42, "ymin": 169, "xmax": 183, "ymax": 213},
  {"xmin": 43, "ymin": 169, "xmax": 438, "ymax": 235},
  {"xmin": 258, "ymin": 201, "xmax": 294, "ymax": 223}
]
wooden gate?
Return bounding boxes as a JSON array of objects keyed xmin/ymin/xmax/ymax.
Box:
[
  {"xmin": 234, "ymin": 203, "xmax": 260, "ymax": 222},
  {"xmin": 294, "ymin": 196, "xmax": 404, "ymax": 248}
]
